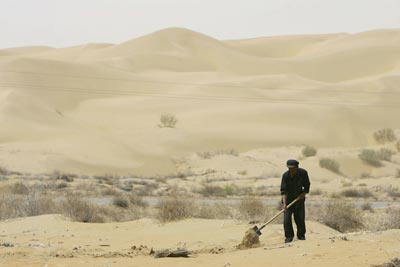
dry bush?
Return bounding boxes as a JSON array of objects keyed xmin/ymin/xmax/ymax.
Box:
[
  {"xmin": 194, "ymin": 203, "xmax": 233, "ymax": 219},
  {"xmin": 386, "ymin": 187, "xmax": 400, "ymax": 198},
  {"xmin": 314, "ymin": 201, "xmax": 363, "ymax": 233},
  {"xmin": 128, "ymin": 194, "xmax": 148, "ymax": 208},
  {"xmin": 159, "ymin": 114, "xmax": 178, "ymax": 128},
  {"xmin": 373, "ymin": 128, "xmax": 397, "ymax": 144},
  {"xmin": 197, "ymin": 185, "xmax": 227, "ymax": 197},
  {"xmin": 156, "ymin": 196, "xmax": 194, "ymax": 222},
  {"xmin": 396, "ymin": 141, "xmax": 400, "ymax": 152},
  {"xmin": 238, "ymin": 197, "xmax": 266, "ymax": 220},
  {"xmin": 396, "ymin": 169, "xmax": 400, "ymax": 178},
  {"xmin": 101, "ymin": 187, "xmax": 121, "ymax": 196},
  {"xmin": 0, "ymin": 165, "xmax": 8, "ymax": 176},
  {"xmin": 373, "ymin": 258, "xmax": 400, "ymax": 267},
  {"xmin": 361, "ymin": 202, "xmax": 374, "ymax": 212},
  {"xmin": 319, "ymin": 158, "xmax": 341, "ymax": 174},
  {"xmin": 359, "ymin": 149, "xmax": 382, "ymax": 167},
  {"xmin": 197, "ymin": 148, "xmax": 238, "ymax": 159},
  {"xmin": 62, "ymin": 195, "xmax": 104, "ymax": 223},
  {"xmin": 112, "ymin": 196, "xmax": 129, "ymax": 208},
  {"xmin": 0, "ymin": 193, "xmax": 57, "ymax": 220},
  {"xmin": 9, "ymin": 182, "xmax": 30, "ymax": 195},
  {"xmin": 378, "ymin": 148, "xmax": 394, "ymax": 162},
  {"xmin": 384, "ymin": 207, "xmax": 400, "ymax": 229},
  {"xmin": 340, "ymin": 188, "xmax": 374, "ymax": 198},
  {"xmin": 302, "ymin": 145, "xmax": 317, "ymax": 157}
]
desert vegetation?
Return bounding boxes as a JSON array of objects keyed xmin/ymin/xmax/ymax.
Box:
[
  {"xmin": 302, "ymin": 145, "xmax": 317, "ymax": 157},
  {"xmin": 319, "ymin": 158, "xmax": 341, "ymax": 174},
  {"xmin": 373, "ymin": 128, "xmax": 397, "ymax": 144},
  {"xmin": 158, "ymin": 114, "xmax": 178, "ymax": 128}
]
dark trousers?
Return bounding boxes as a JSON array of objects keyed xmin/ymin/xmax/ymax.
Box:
[{"xmin": 283, "ymin": 200, "xmax": 306, "ymax": 238}]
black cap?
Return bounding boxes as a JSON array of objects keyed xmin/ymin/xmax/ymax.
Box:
[{"xmin": 286, "ymin": 159, "xmax": 299, "ymax": 168}]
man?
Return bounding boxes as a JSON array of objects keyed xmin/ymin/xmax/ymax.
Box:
[{"xmin": 280, "ymin": 159, "xmax": 310, "ymax": 243}]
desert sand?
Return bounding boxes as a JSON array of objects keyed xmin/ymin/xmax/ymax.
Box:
[
  {"xmin": 0, "ymin": 27, "xmax": 400, "ymax": 175},
  {"xmin": 1, "ymin": 215, "xmax": 400, "ymax": 267},
  {"xmin": 1, "ymin": 28, "xmax": 400, "ymax": 267}
]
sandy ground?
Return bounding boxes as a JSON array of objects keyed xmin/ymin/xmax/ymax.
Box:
[
  {"xmin": 0, "ymin": 215, "xmax": 399, "ymax": 267},
  {"xmin": 0, "ymin": 28, "xmax": 400, "ymax": 175}
]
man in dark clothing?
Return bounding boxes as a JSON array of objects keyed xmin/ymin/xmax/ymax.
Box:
[{"xmin": 280, "ymin": 159, "xmax": 310, "ymax": 243}]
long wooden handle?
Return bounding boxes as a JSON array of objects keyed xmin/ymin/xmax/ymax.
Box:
[{"xmin": 258, "ymin": 196, "xmax": 301, "ymax": 231}]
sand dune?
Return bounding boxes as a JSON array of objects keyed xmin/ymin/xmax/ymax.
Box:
[{"xmin": 0, "ymin": 28, "xmax": 399, "ymax": 175}]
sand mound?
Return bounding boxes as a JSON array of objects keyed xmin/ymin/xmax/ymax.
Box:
[{"xmin": 237, "ymin": 228, "xmax": 260, "ymax": 249}]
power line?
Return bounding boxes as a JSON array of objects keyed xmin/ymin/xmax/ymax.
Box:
[
  {"xmin": 0, "ymin": 83, "xmax": 399, "ymax": 108},
  {"xmin": 1, "ymin": 69, "xmax": 399, "ymax": 96}
]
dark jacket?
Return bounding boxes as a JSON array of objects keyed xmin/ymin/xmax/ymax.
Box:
[{"xmin": 280, "ymin": 168, "xmax": 310, "ymax": 203}]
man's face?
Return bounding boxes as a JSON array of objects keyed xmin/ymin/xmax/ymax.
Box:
[{"xmin": 289, "ymin": 166, "xmax": 298, "ymax": 176}]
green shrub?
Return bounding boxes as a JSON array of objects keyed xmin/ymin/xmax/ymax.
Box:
[
  {"xmin": 159, "ymin": 114, "xmax": 178, "ymax": 128},
  {"xmin": 319, "ymin": 158, "xmax": 340, "ymax": 174},
  {"xmin": 359, "ymin": 149, "xmax": 382, "ymax": 167},
  {"xmin": 373, "ymin": 128, "xmax": 397, "ymax": 144},
  {"xmin": 302, "ymin": 145, "xmax": 317, "ymax": 157}
]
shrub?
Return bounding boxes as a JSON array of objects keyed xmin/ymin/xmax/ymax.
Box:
[
  {"xmin": 238, "ymin": 197, "xmax": 265, "ymax": 220},
  {"xmin": 319, "ymin": 201, "xmax": 363, "ymax": 232},
  {"xmin": 156, "ymin": 196, "xmax": 194, "ymax": 222},
  {"xmin": 373, "ymin": 128, "xmax": 397, "ymax": 144},
  {"xmin": 341, "ymin": 188, "xmax": 374, "ymax": 198},
  {"xmin": 373, "ymin": 258, "xmax": 400, "ymax": 267},
  {"xmin": 319, "ymin": 158, "xmax": 341, "ymax": 174},
  {"xmin": 62, "ymin": 195, "xmax": 104, "ymax": 223},
  {"xmin": 0, "ymin": 165, "xmax": 8, "ymax": 176},
  {"xmin": 302, "ymin": 145, "xmax": 317, "ymax": 157},
  {"xmin": 198, "ymin": 185, "xmax": 227, "ymax": 197},
  {"xmin": 128, "ymin": 194, "xmax": 148, "ymax": 208},
  {"xmin": 396, "ymin": 169, "xmax": 400, "ymax": 178},
  {"xmin": 358, "ymin": 149, "xmax": 382, "ymax": 167},
  {"xmin": 378, "ymin": 148, "xmax": 394, "ymax": 161},
  {"xmin": 112, "ymin": 196, "xmax": 129, "ymax": 209},
  {"xmin": 10, "ymin": 182, "xmax": 30, "ymax": 195},
  {"xmin": 195, "ymin": 203, "xmax": 233, "ymax": 219},
  {"xmin": 159, "ymin": 114, "xmax": 178, "ymax": 128},
  {"xmin": 386, "ymin": 187, "xmax": 400, "ymax": 198},
  {"xmin": 361, "ymin": 202, "xmax": 374, "ymax": 212},
  {"xmin": 396, "ymin": 141, "xmax": 400, "ymax": 152},
  {"xmin": 385, "ymin": 207, "xmax": 400, "ymax": 229}
]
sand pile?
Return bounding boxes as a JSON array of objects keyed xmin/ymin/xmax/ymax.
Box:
[{"xmin": 237, "ymin": 228, "xmax": 260, "ymax": 249}]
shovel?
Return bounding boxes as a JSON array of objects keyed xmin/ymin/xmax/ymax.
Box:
[{"xmin": 252, "ymin": 196, "xmax": 301, "ymax": 236}]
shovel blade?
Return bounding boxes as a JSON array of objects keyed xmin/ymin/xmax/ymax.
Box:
[{"xmin": 253, "ymin": 225, "xmax": 262, "ymax": 236}]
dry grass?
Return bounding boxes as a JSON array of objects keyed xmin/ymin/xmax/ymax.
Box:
[
  {"xmin": 194, "ymin": 203, "xmax": 233, "ymax": 219},
  {"xmin": 159, "ymin": 114, "xmax": 178, "ymax": 128},
  {"xmin": 310, "ymin": 201, "xmax": 363, "ymax": 233},
  {"xmin": 112, "ymin": 195, "xmax": 130, "ymax": 208},
  {"xmin": 156, "ymin": 195, "xmax": 194, "ymax": 222},
  {"xmin": 238, "ymin": 197, "xmax": 266, "ymax": 220},
  {"xmin": 62, "ymin": 194, "xmax": 104, "ymax": 223}
]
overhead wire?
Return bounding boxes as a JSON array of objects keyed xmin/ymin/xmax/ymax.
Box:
[{"xmin": 0, "ymin": 70, "xmax": 399, "ymax": 108}]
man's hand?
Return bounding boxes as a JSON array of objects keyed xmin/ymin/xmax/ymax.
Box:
[{"xmin": 298, "ymin": 192, "xmax": 307, "ymax": 200}]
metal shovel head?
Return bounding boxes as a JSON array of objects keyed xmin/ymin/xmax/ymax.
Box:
[{"xmin": 253, "ymin": 225, "xmax": 262, "ymax": 236}]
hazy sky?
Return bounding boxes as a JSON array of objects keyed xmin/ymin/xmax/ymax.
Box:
[{"xmin": 1, "ymin": 0, "xmax": 399, "ymax": 48}]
